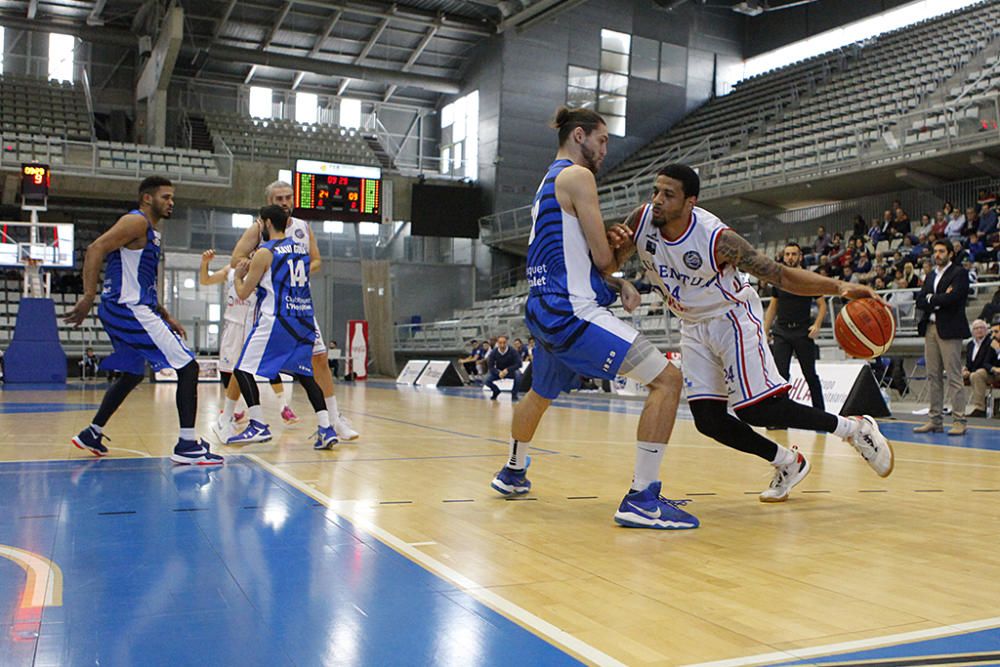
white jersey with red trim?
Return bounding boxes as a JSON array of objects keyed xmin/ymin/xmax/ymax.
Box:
[
  {"xmin": 633, "ymin": 203, "xmax": 756, "ymax": 323},
  {"xmin": 223, "ymin": 267, "xmax": 256, "ymax": 325}
]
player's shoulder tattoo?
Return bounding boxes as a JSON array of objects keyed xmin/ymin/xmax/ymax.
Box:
[{"xmin": 714, "ymin": 229, "xmax": 784, "ymax": 286}]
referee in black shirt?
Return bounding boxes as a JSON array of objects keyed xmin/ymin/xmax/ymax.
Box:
[{"xmin": 763, "ymin": 242, "xmax": 827, "ymax": 411}]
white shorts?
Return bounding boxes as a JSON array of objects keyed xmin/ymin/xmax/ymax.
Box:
[
  {"xmin": 680, "ymin": 300, "xmax": 789, "ymax": 409},
  {"xmin": 311, "ymin": 317, "xmax": 326, "ymax": 356},
  {"xmin": 218, "ymin": 318, "xmax": 248, "ymax": 373}
]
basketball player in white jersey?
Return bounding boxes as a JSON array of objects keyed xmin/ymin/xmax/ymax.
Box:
[
  {"xmin": 199, "ymin": 248, "xmax": 298, "ymax": 441},
  {"xmin": 608, "ymin": 165, "xmax": 894, "ymax": 502},
  {"xmin": 231, "ymin": 180, "xmax": 358, "ymax": 444},
  {"xmin": 490, "ymin": 107, "xmax": 697, "ymax": 530}
]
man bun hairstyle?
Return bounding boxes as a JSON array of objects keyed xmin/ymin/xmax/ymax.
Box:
[
  {"xmin": 551, "ymin": 105, "xmax": 606, "ymax": 145},
  {"xmin": 259, "ymin": 204, "xmax": 290, "ymax": 232},
  {"xmin": 656, "ymin": 164, "xmax": 700, "ymax": 199}
]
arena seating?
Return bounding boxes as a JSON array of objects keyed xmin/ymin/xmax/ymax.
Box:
[
  {"xmin": 203, "ymin": 112, "xmax": 379, "ymax": 165},
  {"xmin": 0, "ymin": 73, "xmax": 92, "ymax": 140},
  {"xmin": 601, "ymin": 1, "xmax": 1000, "ymax": 192}
]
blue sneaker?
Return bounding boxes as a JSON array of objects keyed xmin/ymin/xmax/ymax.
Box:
[
  {"xmin": 490, "ymin": 457, "xmax": 531, "ymax": 495},
  {"xmin": 226, "ymin": 419, "xmax": 272, "ymax": 445},
  {"xmin": 614, "ymin": 481, "xmax": 699, "ymax": 529},
  {"xmin": 170, "ymin": 439, "xmax": 225, "ymax": 465},
  {"xmin": 313, "ymin": 425, "xmax": 338, "ymax": 450},
  {"xmin": 72, "ymin": 426, "xmax": 109, "ymax": 457}
]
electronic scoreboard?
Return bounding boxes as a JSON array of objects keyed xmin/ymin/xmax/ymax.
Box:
[
  {"xmin": 292, "ymin": 159, "xmax": 382, "ymax": 222},
  {"xmin": 21, "ymin": 162, "xmax": 51, "ymax": 208}
]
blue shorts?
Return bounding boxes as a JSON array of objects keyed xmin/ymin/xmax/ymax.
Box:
[
  {"xmin": 236, "ymin": 314, "xmax": 316, "ymax": 378},
  {"xmin": 98, "ymin": 300, "xmax": 194, "ymax": 375},
  {"xmin": 525, "ymin": 295, "xmax": 637, "ymax": 400}
]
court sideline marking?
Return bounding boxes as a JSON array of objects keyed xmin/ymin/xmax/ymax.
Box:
[
  {"xmin": 681, "ymin": 615, "xmax": 1000, "ymax": 667},
  {"xmin": 244, "ymin": 453, "xmax": 627, "ymax": 667}
]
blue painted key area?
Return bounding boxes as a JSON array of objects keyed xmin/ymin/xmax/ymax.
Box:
[{"xmin": 0, "ymin": 458, "xmax": 579, "ymax": 666}]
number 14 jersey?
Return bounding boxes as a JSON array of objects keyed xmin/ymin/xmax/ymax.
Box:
[{"xmin": 257, "ymin": 236, "xmax": 314, "ymax": 321}]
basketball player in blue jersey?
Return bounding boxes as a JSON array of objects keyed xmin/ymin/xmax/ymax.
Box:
[
  {"xmin": 231, "ymin": 180, "xmax": 359, "ymax": 443},
  {"xmin": 490, "ymin": 107, "xmax": 698, "ymax": 530},
  {"xmin": 64, "ymin": 176, "xmax": 223, "ymax": 465},
  {"xmin": 608, "ymin": 165, "xmax": 893, "ymax": 502},
  {"xmin": 227, "ymin": 205, "xmax": 338, "ymax": 449}
]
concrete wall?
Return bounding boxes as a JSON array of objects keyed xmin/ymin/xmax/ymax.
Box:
[{"xmin": 744, "ymin": 0, "xmax": 916, "ymax": 58}]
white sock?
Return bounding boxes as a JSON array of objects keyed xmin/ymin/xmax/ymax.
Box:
[
  {"xmin": 90, "ymin": 423, "xmax": 103, "ymax": 434},
  {"xmin": 771, "ymin": 445, "xmax": 797, "ymax": 466},
  {"xmin": 632, "ymin": 441, "xmax": 666, "ymax": 491},
  {"xmin": 507, "ymin": 438, "xmax": 528, "ymax": 470},
  {"xmin": 179, "ymin": 427, "xmax": 196, "ymax": 441},
  {"xmin": 283, "ymin": 382, "xmax": 293, "ymax": 408},
  {"xmin": 325, "ymin": 394, "xmax": 339, "ymax": 417},
  {"xmin": 833, "ymin": 416, "xmax": 860, "ymax": 439},
  {"xmin": 316, "ymin": 409, "xmax": 331, "ymax": 428},
  {"xmin": 248, "ymin": 405, "xmax": 264, "ymax": 422},
  {"xmin": 222, "ymin": 398, "xmax": 237, "ymax": 422}
]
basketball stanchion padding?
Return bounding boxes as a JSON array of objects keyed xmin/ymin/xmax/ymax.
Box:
[{"xmin": 5, "ymin": 297, "xmax": 67, "ymax": 383}]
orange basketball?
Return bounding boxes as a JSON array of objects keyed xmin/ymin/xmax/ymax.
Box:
[{"xmin": 835, "ymin": 298, "xmax": 896, "ymax": 359}]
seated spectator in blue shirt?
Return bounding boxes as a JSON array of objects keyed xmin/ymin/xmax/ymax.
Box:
[
  {"xmin": 512, "ymin": 337, "xmax": 529, "ymax": 363},
  {"xmin": 853, "ymin": 250, "xmax": 873, "ymax": 275},
  {"xmin": 484, "ymin": 335, "xmax": 523, "ymax": 401},
  {"xmin": 969, "ymin": 232, "xmax": 988, "ymax": 262},
  {"xmin": 977, "ymin": 204, "xmax": 998, "ymax": 236}
]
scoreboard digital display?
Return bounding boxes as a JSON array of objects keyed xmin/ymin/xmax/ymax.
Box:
[
  {"xmin": 292, "ymin": 159, "xmax": 382, "ymax": 223},
  {"xmin": 21, "ymin": 162, "xmax": 50, "ymax": 207}
]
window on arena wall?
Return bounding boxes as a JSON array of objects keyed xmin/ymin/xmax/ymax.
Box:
[
  {"xmin": 323, "ymin": 221, "xmax": 344, "ymax": 234},
  {"xmin": 340, "ymin": 98, "xmax": 361, "ymax": 129},
  {"xmin": 296, "ymin": 92, "xmax": 318, "ymax": 124},
  {"xmin": 48, "ymin": 33, "xmax": 75, "ymax": 82},
  {"xmin": 566, "ymin": 30, "xmax": 629, "ymax": 136},
  {"xmin": 249, "ymin": 86, "xmax": 272, "ymax": 119},
  {"xmin": 0, "ymin": 28, "xmax": 5, "ymax": 74},
  {"xmin": 439, "ymin": 90, "xmax": 479, "ymax": 180}
]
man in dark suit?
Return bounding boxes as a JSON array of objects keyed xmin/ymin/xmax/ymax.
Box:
[
  {"xmin": 484, "ymin": 335, "xmax": 523, "ymax": 401},
  {"xmin": 914, "ymin": 240, "xmax": 971, "ymax": 434},
  {"xmin": 964, "ymin": 319, "xmax": 998, "ymax": 418}
]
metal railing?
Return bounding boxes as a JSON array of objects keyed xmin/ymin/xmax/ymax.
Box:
[{"xmin": 0, "ymin": 132, "xmax": 234, "ymax": 186}]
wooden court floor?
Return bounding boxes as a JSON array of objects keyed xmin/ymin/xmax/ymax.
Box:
[{"xmin": 2, "ymin": 379, "xmax": 1000, "ymax": 666}]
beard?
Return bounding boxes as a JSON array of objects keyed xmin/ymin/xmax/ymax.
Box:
[
  {"xmin": 580, "ymin": 142, "xmax": 601, "ymax": 174},
  {"xmin": 157, "ymin": 205, "xmax": 173, "ymax": 219},
  {"xmin": 651, "ymin": 215, "xmax": 666, "ymax": 228}
]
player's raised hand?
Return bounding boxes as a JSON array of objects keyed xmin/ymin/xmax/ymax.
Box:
[
  {"xmin": 838, "ymin": 282, "xmax": 885, "ymax": 304},
  {"xmin": 201, "ymin": 249, "xmax": 215, "ymax": 264},
  {"xmin": 63, "ymin": 295, "xmax": 95, "ymax": 327},
  {"xmin": 606, "ymin": 223, "xmax": 632, "ymax": 250}
]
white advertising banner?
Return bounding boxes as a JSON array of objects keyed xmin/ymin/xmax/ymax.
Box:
[
  {"xmin": 396, "ymin": 360, "xmax": 428, "ymax": 384},
  {"xmin": 416, "ymin": 360, "xmax": 451, "ymax": 386},
  {"xmin": 787, "ymin": 360, "xmax": 867, "ymax": 415}
]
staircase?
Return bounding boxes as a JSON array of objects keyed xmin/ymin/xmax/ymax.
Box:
[
  {"xmin": 361, "ymin": 132, "xmax": 396, "ymax": 172},
  {"xmin": 187, "ymin": 115, "xmax": 215, "ymax": 153}
]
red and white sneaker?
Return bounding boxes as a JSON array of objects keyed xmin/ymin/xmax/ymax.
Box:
[{"xmin": 759, "ymin": 447, "xmax": 811, "ymax": 503}]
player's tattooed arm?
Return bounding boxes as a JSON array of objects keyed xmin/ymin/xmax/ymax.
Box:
[
  {"xmin": 715, "ymin": 229, "xmax": 883, "ymax": 301},
  {"xmin": 714, "ymin": 230, "xmax": 784, "ymax": 286}
]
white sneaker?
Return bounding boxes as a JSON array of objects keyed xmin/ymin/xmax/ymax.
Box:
[
  {"xmin": 760, "ymin": 448, "xmax": 811, "ymax": 503},
  {"xmin": 846, "ymin": 416, "xmax": 894, "ymax": 478},
  {"xmin": 211, "ymin": 418, "xmax": 234, "ymax": 444},
  {"xmin": 335, "ymin": 414, "xmax": 359, "ymax": 441}
]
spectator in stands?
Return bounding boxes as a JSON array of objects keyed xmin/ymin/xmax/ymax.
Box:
[
  {"xmin": 965, "ymin": 258, "xmax": 979, "ymax": 296},
  {"xmin": 878, "ymin": 209, "xmax": 895, "ymax": 239},
  {"xmin": 888, "ymin": 275, "xmax": 915, "ymax": 319},
  {"xmin": 919, "ymin": 258, "xmax": 934, "ymax": 285},
  {"xmin": 80, "ymin": 347, "xmax": 100, "ymax": 379},
  {"xmin": 512, "ymin": 337, "xmax": 528, "ymax": 363},
  {"xmin": 969, "ymin": 232, "xmax": 988, "ymax": 262},
  {"xmin": 852, "ymin": 214, "xmax": 868, "ymax": 239},
  {"xmin": 459, "ymin": 339, "xmax": 480, "ymax": 377},
  {"xmin": 964, "ymin": 319, "xmax": 997, "ymax": 418},
  {"xmin": 952, "ymin": 239, "xmax": 969, "ymax": 265},
  {"xmin": 962, "ymin": 207, "xmax": 979, "ymax": 237},
  {"xmin": 892, "ymin": 206, "xmax": 911, "ymax": 238},
  {"xmin": 900, "ymin": 235, "xmax": 916, "ymax": 258},
  {"xmin": 842, "ymin": 265, "xmax": 857, "ymax": 283},
  {"xmin": 915, "ymin": 214, "xmax": 934, "ymax": 237},
  {"xmin": 945, "ymin": 207, "xmax": 966, "ymax": 238},
  {"xmin": 910, "ymin": 234, "xmax": 929, "ymax": 261},
  {"xmin": 525, "ymin": 336, "xmax": 535, "ymax": 362},
  {"xmin": 853, "ymin": 248, "xmax": 873, "ymax": 275},
  {"xmin": 978, "ymin": 203, "xmax": 998, "ymax": 236},
  {"xmin": 484, "ymin": 335, "xmax": 523, "ymax": 401},
  {"xmin": 327, "ymin": 340, "xmax": 340, "ymax": 379},
  {"xmin": 979, "ymin": 287, "xmax": 1000, "ymax": 325},
  {"xmin": 477, "ymin": 340, "xmax": 494, "ymax": 376},
  {"xmin": 901, "ymin": 261, "xmax": 919, "ymax": 288},
  {"xmin": 931, "ymin": 211, "xmax": 948, "ymax": 237},
  {"xmin": 977, "ymin": 189, "xmax": 997, "ymax": 209},
  {"xmin": 805, "ymin": 225, "xmax": 830, "ymax": 266}
]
